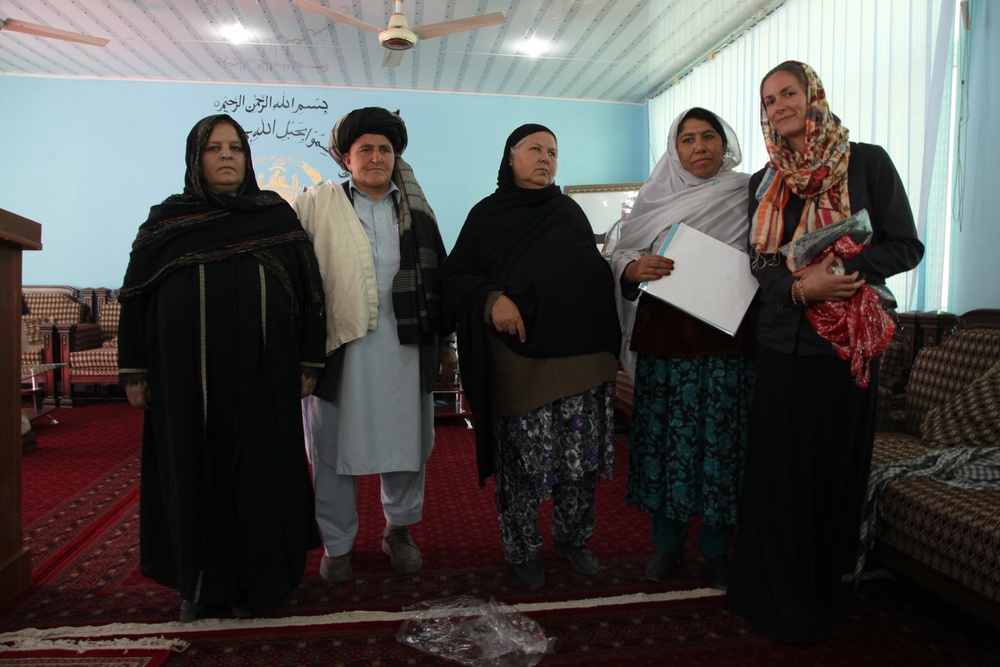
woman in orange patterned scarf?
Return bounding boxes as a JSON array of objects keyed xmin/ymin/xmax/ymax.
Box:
[{"xmin": 726, "ymin": 61, "xmax": 923, "ymax": 643}]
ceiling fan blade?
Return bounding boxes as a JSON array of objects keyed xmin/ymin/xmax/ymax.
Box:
[
  {"xmin": 291, "ymin": 0, "xmax": 381, "ymax": 35},
  {"xmin": 382, "ymin": 49, "xmax": 405, "ymax": 68},
  {"xmin": 412, "ymin": 12, "xmax": 505, "ymax": 40},
  {"xmin": 1, "ymin": 18, "xmax": 109, "ymax": 46}
]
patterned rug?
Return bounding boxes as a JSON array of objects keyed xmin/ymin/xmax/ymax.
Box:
[
  {"xmin": 0, "ymin": 647, "xmax": 170, "ymax": 667},
  {"xmin": 5, "ymin": 405, "xmax": 999, "ymax": 665},
  {"xmin": 3, "ymin": 580, "xmax": 994, "ymax": 666},
  {"xmin": 21, "ymin": 401, "xmax": 142, "ymax": 526},
  {"xmin": 4, "ymin": 416, "xmax": 702, "ymax": 629}
]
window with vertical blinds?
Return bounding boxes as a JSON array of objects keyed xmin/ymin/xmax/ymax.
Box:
[{"xmin": 647, "ymin": 0, "xmax": 955, "ymax": 311}]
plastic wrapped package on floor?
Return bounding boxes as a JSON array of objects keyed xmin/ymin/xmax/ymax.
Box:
[{"xmin": 396, "ymin": 595, "xmax": 555, "ymax": 666}]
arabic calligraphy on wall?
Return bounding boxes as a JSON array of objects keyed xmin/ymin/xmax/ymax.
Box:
[
  {"xmin": 214, "ymin": 92, "xmax": 331, "ymax": 153},
  {"xmin": 214, "ymin": 91, "xmax": 333, "ymax": 201}
]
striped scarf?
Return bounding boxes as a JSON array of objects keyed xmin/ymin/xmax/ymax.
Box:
[
  {"xmin": 855, "ymin": 446, "xmax": 1000, "ymax": 586},
  {"xmin": 337, "ymin": 156, "xmax": 449, "ymax": 345},
  {"xmin": 750, "ymin": 62, "xmax": 851, "ymax": 268},
  {"xmin": 390, "ymin": 156, "xmax": 450, "ymax": 346}
]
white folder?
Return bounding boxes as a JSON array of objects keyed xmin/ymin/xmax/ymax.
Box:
[{"xmin": 639, "ymin": 223, "xmax": 759, "ymax": 336}]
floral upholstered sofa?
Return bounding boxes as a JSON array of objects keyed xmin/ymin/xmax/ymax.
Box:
[
  {"xmin": 21, "ymin": 286, "xmax": 93, "ymax": 406},
  {"xmin": 55, "ymin": 288, "xmax": 121, "ymax": 406},
  {"xmin": 866, "ymin": 309, "xmax": 1000, "ymax": 623}
]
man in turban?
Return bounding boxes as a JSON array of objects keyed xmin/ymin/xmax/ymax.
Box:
[{"xmin": 293, "ymin": 107, "xmax": 455, "ymax": 583}]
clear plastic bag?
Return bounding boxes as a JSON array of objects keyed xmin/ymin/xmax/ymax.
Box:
[
  {"xmin": 396, "ymin": 595, "xmax": 555, "ymax": 667},
  {"xmin": 780, "ymin": 208, "xmax": 872, "ymax": 269}
]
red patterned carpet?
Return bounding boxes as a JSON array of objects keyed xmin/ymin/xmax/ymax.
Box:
[
  {"xmin": 21, "ymin": 402, "xmax": 142, "ymax": 525},
  {"xmin": 3, "ymin": 403, "xmax": 998, "ymax": 665},
  {"xmin": 153, "ymin": 586, "xmax": 998, "ymax": 666},
  {"xmin": 0, "ymin": 647, "xmax": 169, "ymax": 667},
  {"xmin": 7, "ymin": 410, "xmax": 688, "ymax": 628}
]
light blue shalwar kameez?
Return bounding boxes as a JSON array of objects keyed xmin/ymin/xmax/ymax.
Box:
[{"xmin": 305, "ymin": 180, "xmax": 434, "ymax": 557}]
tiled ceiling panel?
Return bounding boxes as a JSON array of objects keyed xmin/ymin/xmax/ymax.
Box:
[{"xmin": 0, "ymin": 0, "xmax": 782, "ymax": 103}]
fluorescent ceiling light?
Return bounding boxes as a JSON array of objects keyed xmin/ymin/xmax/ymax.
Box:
[
  {"xmin": 521, "ymin": 37, "xmax": 551, "ymax": 57},
  {"xmin": 218, "ymin": 23, "xmax": 253, "ymax": 43}
]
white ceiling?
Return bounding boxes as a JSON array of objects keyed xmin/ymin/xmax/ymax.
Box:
[{"xmin": 0, "ymin": 0, "xmax": 782, "ymax": 104}]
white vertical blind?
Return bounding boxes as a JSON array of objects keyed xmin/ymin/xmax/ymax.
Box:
[{"xmin": 647, "ymin": 0, "xmax": 952, "ymax": 310}]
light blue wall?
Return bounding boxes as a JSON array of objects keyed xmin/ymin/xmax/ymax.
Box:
[
  {"xmin": 951, "ymin": 0, "xmax": 1000, "ymax": 313},
  {"xmin": 1, "ymin": 77, "xmax": 647, "ymax": 288}
]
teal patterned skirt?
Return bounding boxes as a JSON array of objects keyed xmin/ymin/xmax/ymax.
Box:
[{"xmin": 626, "ymin": 353, "xmax": 754, "ymax": 526}]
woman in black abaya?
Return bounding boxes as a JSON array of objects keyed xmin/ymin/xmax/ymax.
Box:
[{"xmin": 118, "ymin": 114, "xmax": 326, "ymax": 622}]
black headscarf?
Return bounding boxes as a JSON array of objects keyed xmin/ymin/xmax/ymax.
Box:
[
  {"xmin": 443, "ymin": 123, "xmax": 621, "ymax": 483},
  {"xmin": 448, "ymin": 123, "xmax": 619, "ymax": 358},
  {"xmin": 497, "ymin": 123, "xmax": 556, "ymax": 190},
  {"xmin": 120, "ymin": 114, "xmax": 316, "ymax": 300},
  {"xmin": 182, "ymin": 114, "xmax": 259, "ymax": 201}
]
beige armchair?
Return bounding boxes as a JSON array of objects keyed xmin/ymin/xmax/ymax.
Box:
[
  {"xmin": 21, "ymin": 286, "xmax": 92, "ymax": 406},
  {"xmin": 56, "ymin": 289, "xmax": 121, "ymax": 406}
]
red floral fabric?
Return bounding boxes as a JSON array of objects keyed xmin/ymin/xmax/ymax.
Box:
[{"xmin": 805, "ymin": 235, "xmax": 895, "ymax": 387}]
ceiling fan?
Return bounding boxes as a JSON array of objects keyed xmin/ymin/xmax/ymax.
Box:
[
  {"xmin": 0, "ymin": 17, "xmax": 109, "ymax": 47},
  {"xmin": 292, "ymin": 0, "xmax": 505, "ymax": 67}
]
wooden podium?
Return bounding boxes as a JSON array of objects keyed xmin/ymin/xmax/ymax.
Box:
[{"xmin": 0, "ymin": 207, "xmax": 41, "ymax": 607}]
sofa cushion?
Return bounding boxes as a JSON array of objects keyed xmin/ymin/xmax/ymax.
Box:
[
  {"xmin": 872, "ymin": 431, "xmax": 928, "ymax": 467},
  {"xmin": 69, "ymin": 346, "xmax": 119, "ymax": 375},
  {"xmin": 879, "ymin": 337, "xmax": 907, "ymax": 391},
  {"xmin": 904, "ymin": 329, "xmax": 1000, "ymax": 436},
  {"xmin": 98, "ymin": 300, "xmax": 121, "ymax": 342},
  {"xmin": 21, "ymin": 314, "xmax": 48, "ymax": 347},
  {"xmin": 876, "ymin": 475, "xmax": 1000, "ymax": 605},
  {"xmin": 20, "ymin": 343, "xmax": 44, "ymax": 366},
  {"xmin": 70, "ymin": 323, "xmax": 105, "ymax": 352},
  {"xmin": 21, "ymin": 315, "xmax": 50, "ymax": 365},
  {"xmin": 921, "ymin": 362, "xmax": 1000, "ymax": 450},
  {"xmin": 23, "ymin": 292, "xmax": 87, "ymax": 324}
]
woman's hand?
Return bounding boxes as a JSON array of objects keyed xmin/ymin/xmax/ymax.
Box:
[
  {"xmin": 796, "ymin": 254, "xmax": 864, "ymax": 303},
  {"xmin": 301, "ymin": 373, "xmax": 318, "ymax": 398},
  {"xmin": 491, "ymin": 294, "xmax": 526, "ymax": 342},
  {"xmin": 126, "ymin": 381, "xmax": 151, "ymax": 410},
  {"xmin": 625, "ymin": 255, "xmax": 674, "ymax": 283}
]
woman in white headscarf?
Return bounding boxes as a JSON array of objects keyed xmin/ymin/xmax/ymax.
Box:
[{"xmin": 611, "ymin": 107, "xmax": 756, "ymax": 590}]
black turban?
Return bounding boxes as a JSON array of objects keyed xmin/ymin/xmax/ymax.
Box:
[{"xmin": 328, "ymin": 107, "xmax": 408, "ymax": 169}]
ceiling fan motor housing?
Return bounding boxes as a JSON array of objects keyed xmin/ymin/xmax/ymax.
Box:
[
  {"xmin": 380, "ymin": 10, "xmax": 415, "ymax": 50},
  {"xmin": 379, "ymin": 27, "xmax": 415, "ymax": 50}
]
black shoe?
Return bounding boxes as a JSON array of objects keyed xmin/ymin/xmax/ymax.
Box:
[
  {"xmin": 179, "ymin": 600, "xmax": 205, "ymax": 623},
  {"xmin": 553, "ymin": 543, "xmax": 601, "ymax": 574},
  {"xmin": 644, "ymin": 551, "xmax": 681, "ymax": 583},
  {"xmin": 513, "ymin": 559, "xmax": 545, "ymax": 588},
  {"xmin": 708, "ymin": 554, "xmax": 731, "ymax": 591},
  {"xmin": 382, "ymin": 525, "xmax": 423, "ymax": 574},
  {"xmin": 231, "ymin": 603, "xmax": 254, "ymax": 618},
  {"xmin": 320, "ymin": 551, "xmax": 353, "ymax": 583}
]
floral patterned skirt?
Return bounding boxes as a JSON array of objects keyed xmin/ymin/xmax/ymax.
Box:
[
  {"xmin": 626, "ymin": 353, "xmax": 754, "ymax": 526},
  {"xmin": 491, "ymin": 382, "xmax": 615, "ymax": 561}
]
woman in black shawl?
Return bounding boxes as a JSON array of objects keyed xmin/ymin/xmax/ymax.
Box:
[
  {"xmin": 118, "ymin": 114, "xmax": 326, "ymax": 622},
  {"xmin": 444, "ymin": 124, "xmax": 620, "ymax": 588}
]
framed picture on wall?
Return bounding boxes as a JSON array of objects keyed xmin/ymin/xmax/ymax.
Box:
[{"xmin": 564, "ymin": 183, "xmax": 644, "ymax": 241}]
